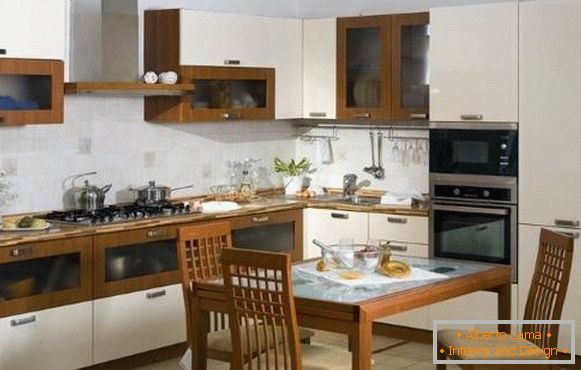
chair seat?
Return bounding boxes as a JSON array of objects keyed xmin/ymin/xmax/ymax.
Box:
[
  {"xmin": 438, "ymin": 329, "xmax": 548, "ymax": 360},
  {"xmin": 249, "ymin": 343, "xmax": 352, "ymax": 370},
  {"xmin": 208, "ymin": 326, "xmax": 315, "ymax": 354}
]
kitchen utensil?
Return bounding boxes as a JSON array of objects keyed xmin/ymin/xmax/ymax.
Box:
[
  {"xmin": 314, "ymin": 240, "xmax": 382, "ymax": 275},
  {"xmin": 200, "ymin": 201, "xmax": 241, "ymax": 213},
  {"xmin": 363, "ymin": 132, "xmax": 377, "ymax": 176},
  {"xmin": 132, "ymin": 181, "xmax": 193, "ymax": 205},
  {"xmin": 70, "ymin": 172, "xmax": 112, "ymax": 212},
  {"xmin": 376, "ymin": 131, "xmax": 385, "ymax": 179}
]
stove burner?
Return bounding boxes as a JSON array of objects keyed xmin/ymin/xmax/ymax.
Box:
[{"xmin": 42, "ymin": 202, "xmax": 193, "ymax": 225}]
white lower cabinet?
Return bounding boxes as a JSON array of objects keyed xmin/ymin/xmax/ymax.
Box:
[
  {"xmin": 302, "ymin": 208, "xmax": 369, "ymax": 259},
  {"xmin": 519, "ymin": 224, "xmax": 580, "ymax": 353},
  {"xmin": 369, "ymin": 214, "xmax": 429, "ymax": 245},
  {"xmin": 93, "ymin": 284, "xmax": 187, "ymax": 363},
  {"xmin": 0, "ymin": 302, "xmax": 92, "ymax": 370}
]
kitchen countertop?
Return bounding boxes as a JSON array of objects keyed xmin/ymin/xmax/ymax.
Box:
[{"xmin": 0, "ymin": 195, "xmax": 428, "ymax": 247}]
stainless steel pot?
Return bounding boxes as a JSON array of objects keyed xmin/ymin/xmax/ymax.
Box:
[
  {"xmin": 132, "ymin": 181, "xmax": 193, "ymax": 205},
  {"xmin": 71, "ymin": 172, "xmax": 112, "ymax": 212}
]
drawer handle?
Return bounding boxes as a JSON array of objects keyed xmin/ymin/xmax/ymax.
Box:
[
  {"xmin": 409, "ymin": 113, "xmax": 427, "ymax": 120},
  {"xmin": 10, "ymin": 246, "xmax": 36, "ymax": 257},
  {"xmin": 554, "ymin": 219, "xmax": 580, "ymax": 227},
  {"xmin": 146, "ymin": 229, "xmax": 168, "ymax": 239},
  {"xmin": 10, "ymin": 315, "xmax": 37, "ymax": 327},
  {"xmin": 561, "ymin": 232, "xmax": 580, "ymax": 240},
  {"xmin": 331, "ymin": 212, "xmax": 349, "ymax": 219},
  {"xmin": 460, "ymin": 114, "xmax": 483, "ymax": 121},
  {"xmin": 354, "ymin": 113, "xmax": 370, "ymax": 119},
  {"xmin": 146, "ymin": 290, "xmax": 167, "ymax": 299},
  {"xmin": 390, "ymin": 244, "xmax": 408, "ymax": 252},
  {"xmin": 224, "ymin": 59, "xmax": 241, "ymax": 65},
  {"xmin": 309, "ymin": 112, "xmax": 327, "ymax": 118},
  {"xmin": 0, "ymin": 49, "xmax": 6, "ymax": 55},
  {"xmin": 252, "ymin": 216, "xmax": 270, "ymax": 223},
  {"xmin": 387, "ymin": 217, "xmax": 407, "ymax": 224},
  {"xmin": 223, "ymin": 112, "xmax": 241, "ymax": 120}
]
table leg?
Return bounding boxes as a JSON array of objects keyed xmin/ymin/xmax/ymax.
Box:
[
  {"xmin": 351, "ymin": 319, "xmax": 373, "ymax": 370},
  {"xmin": 192, "ymin": 308, "xmax": 210, "ymax": 370},
  {"xmin": 497, "ymin": 282, "xmax": 511, "ymax": 333}
]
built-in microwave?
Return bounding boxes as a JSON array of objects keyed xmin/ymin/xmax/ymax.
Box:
[{"xmin": 429, "ymin": 122, "xmax": 517, "ymax": 178}]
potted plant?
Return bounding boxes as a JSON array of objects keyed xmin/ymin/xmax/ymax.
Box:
[{"xmin": 273, "ymin": 157, "xmax": 311, "ymax": 195}]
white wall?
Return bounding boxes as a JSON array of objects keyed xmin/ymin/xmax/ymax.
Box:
[
  {"xmin": 295, "ymin": 128, "xmax": 429, "ymax": 194},
  {"xmin": 0, "ymin": 97, "xmax": 296, "ymax": 214}
]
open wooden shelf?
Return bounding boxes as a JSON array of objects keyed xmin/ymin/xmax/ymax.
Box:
[{"xmin": 64, "ymin": 81, "xmax": 195, "ymax": 96}]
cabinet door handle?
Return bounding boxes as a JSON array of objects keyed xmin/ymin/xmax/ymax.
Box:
[
  {"xmin": 251, "ymin": 216, "xmax": 270, "ymax": 223},
  {"xmin": 354, "ymin": 113, "xmax": 370, "ymax": 118},
  {"xmin": 10, "ymin": 315, "xmax": 37, "ymax": 327},
  {"xmin": 331, "ymin": 212, "xmax": 349, "ymax": 219},
  {"xmin": 146, "ymin": 290, "xmax": 167, "ymax": 299},
  {"xmin": 224, "ymin": 59, "xmax": 241, "ymax": 65},
  {"xmin": 308, "ymin": 112, "xmax": 327, "ymax": 118},
  {"xmin": 460, "ymin": 114, "xmax": 483, "ymax": 121},
  {"xmin": 0, "ymin": 116, "xmax": 4, "ymax": 123},
  {"xmin": 387, "ymin": 217, "xmax": 407, "ymax": 224},
  {"xmin": 554, "ymin": 219, "xmax": 580, "ymax": 227},
  {"xmin": 409, "ymin": 113, "xmax": 427, "ymax": 120},
  {"xmin": 560, "ymin": 232, "xmax": 580, "ymax": 240},
  {"xmin": 389, "ymin": 244, "xmax": 408, "ymax": 252},
  {"xmin": 146, "ymin": 229, "xmax": 168, "ymax": 239},
  {"xmin": 223, "ymin": 112, "xmax": 241, "ymax": 120},
  {"xmin": 0, "ymin": 49, "xmax": 6, "ymax": 55},
  {"xmin": 10, "ymin": 246, "xmax": 36, "ymax": 257}
]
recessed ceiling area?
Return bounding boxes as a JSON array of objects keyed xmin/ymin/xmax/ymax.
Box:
[{"xmin": 139, "ymin": 0, "xmax": 517, "ymax": 18}]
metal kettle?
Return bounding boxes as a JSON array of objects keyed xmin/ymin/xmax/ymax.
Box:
[{"xmin": 71, "ymin": 172, "xmax": 112, "ymax": 212}]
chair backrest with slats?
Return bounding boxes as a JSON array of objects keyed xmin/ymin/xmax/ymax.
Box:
[
  {"xmin": 177, "ymin": 222, "xmax": 233, "ymax": 344},
  {"xmin": 221, "ymin": 248, "xmax": 302, "ymax": 370},
  {"xmin": 522, "ymin": 229, "xmax": 574, "ymax": 348}
]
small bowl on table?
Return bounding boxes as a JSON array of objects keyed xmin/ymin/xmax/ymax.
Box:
[{"xmin": 323, "ymin": 244, "xmax": 382, "ymax": 276}]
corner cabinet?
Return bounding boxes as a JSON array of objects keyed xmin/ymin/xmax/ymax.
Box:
[
  {"xmin": 0, "ymin": 58, "xmax": 64, "ymax": 125},
  {"xmin": 429, "ymin": 2, "xmax": 518, "ymax": 122},
  {"xmin": 144, "ymin": 9, "xmax": 301, "ymax": 122},
  {"xmin": 336, "ymin": 13, "xmax": 429, "ymax": 121}
]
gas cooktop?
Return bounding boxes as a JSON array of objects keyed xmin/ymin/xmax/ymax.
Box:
[{"xmin": 41, "ymin": 202, "xmax": 194, "ymax": 225}]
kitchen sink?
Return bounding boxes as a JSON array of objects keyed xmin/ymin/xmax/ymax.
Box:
[{"xmin": 339, "ymin": 196, "xmax": 382, "ymax": 206}]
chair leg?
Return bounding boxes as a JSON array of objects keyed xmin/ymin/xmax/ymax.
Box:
[{"xmin": 436, "ymin": 341, "xmax": 447, "ymax": 370}]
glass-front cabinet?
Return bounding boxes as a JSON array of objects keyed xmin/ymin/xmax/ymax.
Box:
[
  {"xmin": 336, "ymin": 13, "xmax": 429, "ymax": 121},
  {"xmin": 0, "ymin": 237, "xmax": 92, "ymax": 318},
  {"xmin": 0, "ymin": 58, "xmax": 64, "ymax": 125}
]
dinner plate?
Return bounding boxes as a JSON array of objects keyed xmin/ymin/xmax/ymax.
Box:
[
  {"xmin": 200, "ymin": 201, "xmax": 241, "ymax": 213},
  {"xmin": 0, "ymin": 223, "xmax": 51, "ymax": 232}
]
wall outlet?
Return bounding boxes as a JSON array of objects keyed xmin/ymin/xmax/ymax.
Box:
[
  {"xmin": 144, "ymin": 151, "xmax": 156, "ymax": 168},
  {"xmin": 78, "ymin": 137, "xmax": 92, "ymax": 155}
]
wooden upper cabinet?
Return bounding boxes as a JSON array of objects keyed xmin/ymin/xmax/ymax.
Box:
[
  {"xmin": 144, "ymin": 9, "xmax": 301, "ymax": 122},
  {"xmin": 0, "ymin": 58, "xmax": 64, "ymax": 125},
  {"xmin": 430, "ymin": 2, "xmax": 518, "ymax": 122},
  {"xmin": 336, "ymin": 13, "xmax": 429, "ymax": 121},
  {"xmin": 337, "ymin": 16, "xmax": 392, "ymax": 120}
]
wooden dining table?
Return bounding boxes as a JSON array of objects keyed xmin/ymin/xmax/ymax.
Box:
[{"xmin": 190, "ymin": 256, "xmax": 512, "ymax": 370}]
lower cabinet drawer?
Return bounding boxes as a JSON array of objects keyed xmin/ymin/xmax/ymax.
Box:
[
  {"xmin": 0, "ymin": 301, "xmax": 92, "ymax": 370},
  {"xmin": 369, "ymin": 214, "xmax": 428, "ymax": 244},
  {"xmin": 388, "ymin": 242, "xmax": 429, "ymax": 258},
  {"xmin": 93, "ymin": 284, "xmax": 187, "ymax": 363}
]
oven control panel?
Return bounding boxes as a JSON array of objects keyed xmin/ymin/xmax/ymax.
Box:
[{"xmin": 434, "ymin": 184, "xmax": 512, "ymax": 202}]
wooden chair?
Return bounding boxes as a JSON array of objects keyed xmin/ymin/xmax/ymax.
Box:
[
  {"xmin": 177, "ymin": 222, "xmax": 314, "ymax": 366},
  {"xmin": 221, "ymin": 248, "xmax": 352, "ymax": 370},
  {"xmin": 437, "ymin": 229, "xmax": 575, "ymax": 370}
]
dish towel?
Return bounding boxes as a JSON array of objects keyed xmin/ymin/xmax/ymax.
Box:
[{"xmin": 314, "ymin": 138, "xmax": 334, "ymax": 165}]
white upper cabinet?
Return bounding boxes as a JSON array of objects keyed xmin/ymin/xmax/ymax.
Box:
[
  {"xmin": 519, "ymin": 0, "xmax": 581, "ymax": 227},
  {"xmin": 429, "ymin": 2, "xmax": 518, "ymax": 122},
  {"xmin": 179, "ymin": 10, "xmax": 303, "ymax": 119},
  {"xmin": 0, "ymin": 0, "xmax": 65, "ymax": 60},
  {"xmin": 302, "ymin": 18, "xmax": 336, "ymax": 119}
]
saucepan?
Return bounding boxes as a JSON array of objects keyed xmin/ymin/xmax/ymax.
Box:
[{"xmin": 131, "ymin": 181, "xmax": 193, "ymax": 205}]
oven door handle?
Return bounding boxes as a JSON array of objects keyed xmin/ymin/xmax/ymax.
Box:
[{"xmin": 432, "ymin": 204, "xmax": 509, "ymax": 216}]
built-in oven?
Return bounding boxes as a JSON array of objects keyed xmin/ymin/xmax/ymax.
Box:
[
  {"xmin": 429, "ymin": 122, "xmax": 517, "ymax": 178},
  {"xmin": 429, "ymin": 176, "xmax": 518, "ymax": 282}
]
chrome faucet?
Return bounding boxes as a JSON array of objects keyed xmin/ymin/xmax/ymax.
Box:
[{"xmin": 343, "ymin": 174, "xmax": 371, "ymax": 199}]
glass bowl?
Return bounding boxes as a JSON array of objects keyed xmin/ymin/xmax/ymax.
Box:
[{"xmin": 322, "ymin": 244, "xmax": 382, "ymax": 274}]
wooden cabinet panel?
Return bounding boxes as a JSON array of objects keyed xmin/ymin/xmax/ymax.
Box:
[
  {"xmin": 0, "ymin": 0, "xmax": 65, "ymax": 60},
  {"xmin": 303, "ymin": 208, "xmax": 368, "ymax": 259},
  {"xmin": 430, "ymin": 2, "xmax": 518, "ymax": 122},
  {"xmin": 303, "ymin": 18, "xmax": 337, "ymax": 119},
  {"xmin": 369, "ymin": 213, "xmax": 428, "ymax": 245},
  {"xmin": 0, "ymin": 302, "xmax": 92, "ymax": 370},
  {"xmin": 518, "ymin": 0, "xmax": 581, "ymax": 227},
  {"xmin": 93, "ymin": 284, "xmax": 186, "ymax": 363}
]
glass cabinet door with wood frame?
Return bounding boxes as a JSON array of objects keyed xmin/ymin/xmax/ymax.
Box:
[
  {"xmin": 0, "ymin": 58, "xmax": 63, "ymax": 125},
  {"xmin": 181, "ymin": 65, "xmax": 275, "ymax": 122},
  {"xmin": 391, "ymin": 13, "xmax": 430, "ymax": 120},
  {"xmin": 337, "ymin": 15, "xmax": 391, "ymax": 120}
]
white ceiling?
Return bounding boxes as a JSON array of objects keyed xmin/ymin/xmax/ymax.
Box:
[{"xmin": 139, "ymin": 0, "xmax": 517, "ymax": 18}]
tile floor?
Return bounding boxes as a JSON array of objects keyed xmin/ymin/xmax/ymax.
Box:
[{"xmin": 135, "ymin": 330, "xmax": 462, "ymax": 370}]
